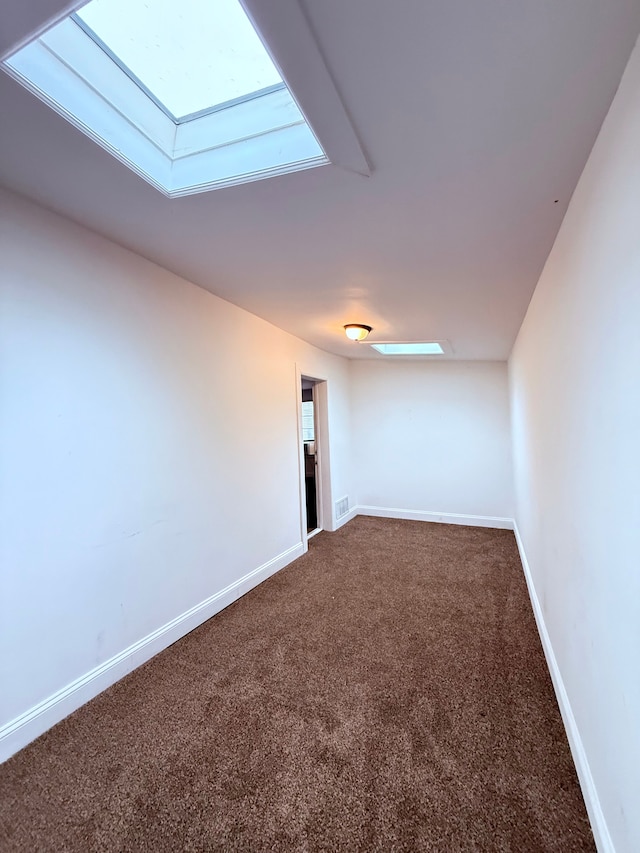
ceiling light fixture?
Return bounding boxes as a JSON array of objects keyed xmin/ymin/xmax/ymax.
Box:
[{"xmin": 344, "ymin": 324, "xmax": 372, "ymax": 342}]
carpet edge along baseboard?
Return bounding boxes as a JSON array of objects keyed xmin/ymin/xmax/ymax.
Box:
[{"xmin": 0, "ymin": 541, "xmax": 304, "ymax": 763}]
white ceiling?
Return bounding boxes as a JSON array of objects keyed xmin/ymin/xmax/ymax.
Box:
[{"xmin": 2, "ymin": 0, "xmax": 640, "ymax": 360}]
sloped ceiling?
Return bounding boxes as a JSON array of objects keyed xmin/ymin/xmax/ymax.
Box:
[{"xmin": 1, "ymin": 0, "xmax": 640, "ymax": 359}]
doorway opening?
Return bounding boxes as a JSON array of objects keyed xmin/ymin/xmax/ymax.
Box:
[{"xmin": 300, "ymin": 376, "xmax": 322, "ymax": 539}]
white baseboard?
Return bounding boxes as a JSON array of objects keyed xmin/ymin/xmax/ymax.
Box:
[
  {"xmin": 356, "ymin": 505, "xmax": 514, "ymax": 530},
  {"xmin": 513, "ymin": 523, "xmax": 613, "ymax": 853},
  {"xmin": 0, "ymin": 541, "xmax": 304, "ymax": 764}
]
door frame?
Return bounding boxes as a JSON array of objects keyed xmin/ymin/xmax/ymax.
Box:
[{"xmin": 295, "ymin": 365, "xmax": 333, "ymax": 552}]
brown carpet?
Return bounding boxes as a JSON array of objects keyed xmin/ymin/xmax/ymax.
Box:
[{"xmin": 0, "ymin": 517, "xmax": 594, "ymax": 852}]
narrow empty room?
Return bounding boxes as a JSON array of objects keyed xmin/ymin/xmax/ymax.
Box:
[{"xmin": 1, "ymin": 0, "xmax": 639, "ymax": 851}]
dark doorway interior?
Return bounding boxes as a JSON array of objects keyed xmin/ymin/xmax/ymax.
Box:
[{"xmin": 301, "ymin": 380, "xmax": 318, "ymax": 533}]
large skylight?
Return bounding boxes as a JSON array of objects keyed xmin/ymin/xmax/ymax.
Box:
[
  {"xmin": 2, "ymin": 0, "xmax": 369, "ymax": 197},
  {"xmin": 76, "ymin": 0, "xmax": 283, "ymax": 119}
]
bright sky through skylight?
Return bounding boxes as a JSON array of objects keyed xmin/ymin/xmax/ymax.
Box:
[
  {"xmin": 77, "ymin": 0, "xmax": 283, "ymax": 118},
  {"xmin": 371, "ymin": 343, "xmax": 445, "ymax": 355}
]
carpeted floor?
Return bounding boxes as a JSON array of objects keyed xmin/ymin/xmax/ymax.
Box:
[{"xmin": 0, "ymin": 517, "xmax": 594, "ymax": 852}]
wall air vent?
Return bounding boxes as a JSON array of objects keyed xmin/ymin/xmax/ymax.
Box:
[{"xmin": 335, "ymin": 496, "xmax": 349, "ymax": 519}]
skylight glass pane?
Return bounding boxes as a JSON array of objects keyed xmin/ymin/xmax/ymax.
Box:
[
  {"xmin": 76, "ymin": 0, "xmax": 283, "ymax": 119},
  {"xmin": 371, "ymin": 343, "xmax": 445, "ymax": 355}
]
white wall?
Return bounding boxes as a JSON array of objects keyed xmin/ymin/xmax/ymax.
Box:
[
  {"xmin": 509, "ymin": 37, "xmax": 640, "ymax": 853},
  {"xmin": 350, "ymin": 360, "xmax": 513, "ymax": 522},
  {"xmin": 0, "ymin": 187, "xmax": 354, "ymax": 756}
]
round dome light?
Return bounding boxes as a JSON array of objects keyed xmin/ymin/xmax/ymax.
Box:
[{"xmin": 344, "ymin": 324, "xmax": 373, "ymax": 342}]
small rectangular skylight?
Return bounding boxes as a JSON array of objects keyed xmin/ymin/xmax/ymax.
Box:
[
  {"xmin": 371, "ymin": 342, "xmax": 445, "ymax": 355},
  {"xmin": 76, "ymin": 0, "xmax": 283, "ymax": 119}
]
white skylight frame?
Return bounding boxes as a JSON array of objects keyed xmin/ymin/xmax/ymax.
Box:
[
  {"xmin": 1, "ymin": 0, "xmax": 369, "ymax": 197},
  {"xmin": 370, "ymin": 342, "xmax": 449, "ymax": 356}
]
